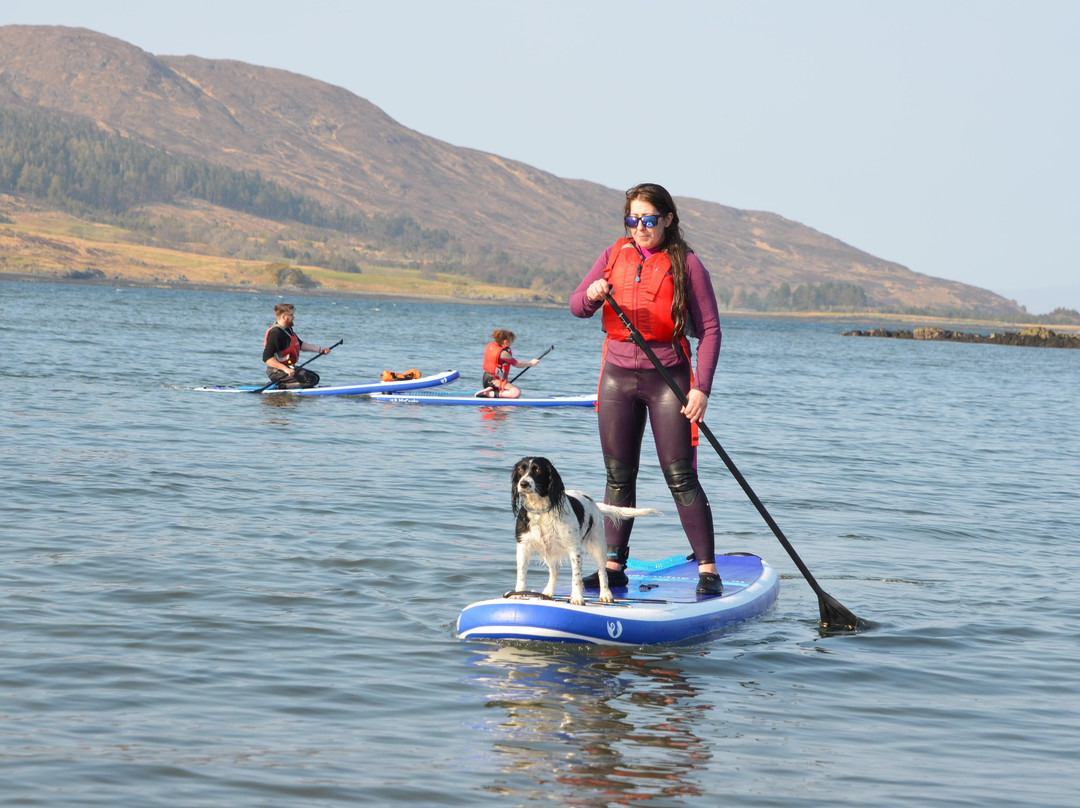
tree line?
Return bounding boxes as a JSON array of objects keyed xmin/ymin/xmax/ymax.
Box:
[
  {"xmin": 0, "ymin": 107, "xmax": 452, "ymax": 253},
  {"xmin": 717, "ymin": 281, "xmax": 870, "ymax": 312},
  {"xmin": 714, "ymin": 281, "xmax": 1078, "ymax": 322}
]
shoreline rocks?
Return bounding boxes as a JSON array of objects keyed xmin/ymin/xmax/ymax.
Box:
[{"xmin": 841, "ymin": 326, "xmax": 1080, "ymax": 349}]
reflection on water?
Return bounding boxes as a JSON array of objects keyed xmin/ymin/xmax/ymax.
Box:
[
  {"xmin": 464, "ymin": 643, "xmax": 717, "ymax": 806},
  {"xmin": 258, "ymin": 395, "xmax": 299, "ymax": 420},
  {"xmin": 478, "ymin": 406, "xmax": 512, "ymax": 424}
]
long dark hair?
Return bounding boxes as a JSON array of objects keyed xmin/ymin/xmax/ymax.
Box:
[{"xmin": 623, "ymin": 183, "xmax": 691, "ymax": 339}]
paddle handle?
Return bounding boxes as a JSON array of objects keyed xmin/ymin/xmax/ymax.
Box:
[{"xmin": 507, "ymin": 344, "xmax": 554, "ymax": 385}]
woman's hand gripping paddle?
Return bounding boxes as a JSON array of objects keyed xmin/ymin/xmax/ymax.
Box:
[
  {"xmin": 602, "ymin": 293, "xmax": 866, "ymax": 632},
  {"xmin": 253, "ymin": 338, "xmax": 343, "ymax": 394},
  {"xmin": 476, "ymin": 344, "xmax": 554, "ymax": 397}
]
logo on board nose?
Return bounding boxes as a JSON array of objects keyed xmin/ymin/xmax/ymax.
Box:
[{"xmin": 606, "ymin": 620, "xmax": 623, "ymax": 639}]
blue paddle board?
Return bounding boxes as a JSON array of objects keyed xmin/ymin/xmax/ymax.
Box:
[
  {"xmin": 195, "ymin": 369, "xmax": 460, "ymax": 396},
  {"xmin": 370, "ymin": 391, "xmax": 596, "ymax": 407},
  {"xmin": 456, "ymin": 553, "xmax": 778, "ymax": 646}
]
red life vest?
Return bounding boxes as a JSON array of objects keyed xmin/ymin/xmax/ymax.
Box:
[
  {"xmin": 601, "ymin": 238, "xmax": 680, "ymax": 343},
  {"xmin": 597, "ymin": 239, "xmax": 697, "ymax": 443},
  {"xmin": 265, "ymin": 324, "xmax": 300, "ymax": 365},
  {"xmin": 483, "ymin": 341, "xmax": 512, "ymax": 379}
]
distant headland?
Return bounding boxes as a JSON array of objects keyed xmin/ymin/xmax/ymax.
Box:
[{"xmin": 842, "ymin": 326, "xmax": 1080, "ymax": 349}]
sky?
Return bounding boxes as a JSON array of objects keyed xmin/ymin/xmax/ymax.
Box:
[{"xmin": 6, "ymin": 1, "xmax": 1079, "ymax": 313}]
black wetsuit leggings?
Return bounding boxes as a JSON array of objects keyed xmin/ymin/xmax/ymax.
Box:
[
  {"xmin": 598, "ymin": 361, "xmax": 715, "ymax": 565},
  {"xmin": 266, "ymin": 366, "xmax": 320, "ymax": 389}
]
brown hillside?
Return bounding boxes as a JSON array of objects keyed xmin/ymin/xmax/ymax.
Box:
[{"xmin": 0, "ymin": 24, "xmax": 1023, "ymax": 314}]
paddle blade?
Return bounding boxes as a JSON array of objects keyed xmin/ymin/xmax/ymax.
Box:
[{"xmin": 818, "ymin": 593, "xmax": 867, "ymax": 633}]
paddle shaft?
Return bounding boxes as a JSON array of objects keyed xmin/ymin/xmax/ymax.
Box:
[
  {"xmin": 254, "ymin": 338, "xmax": 343, "ymax": 393},
  {"xmin": 481, "ymin": 344, "xmax": 554, "ymax": 393},
  {"xmin": 507, "ymin": 344, "xmax": 554, "ymax": 385},
  {"xmin": 601, "ymin": 293, "xmax": 863, "ymax": 631}
]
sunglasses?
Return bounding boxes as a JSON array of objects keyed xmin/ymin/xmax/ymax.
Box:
[{"xmin": 624, "ymin": 214, "xmax": 661, "ymax": 229}]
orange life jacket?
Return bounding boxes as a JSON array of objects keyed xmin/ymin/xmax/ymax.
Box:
[
  {"xmin": 483, "ymin": 341, "xmax": 512, "ymax": 379},
  {"xmin": 265, "ymin": 324, "xmax": 300, "ymax": 366},
  {"xmin": 601, "ymin": 238, "xmax": 680, "ymax": 343},
  {"xmin": 597, "ymin": 238, "xmax": 697, "ymax": 442},
  {"xmin": 381, "ymin": 369, "xmax": 421, "ymax": 382}
]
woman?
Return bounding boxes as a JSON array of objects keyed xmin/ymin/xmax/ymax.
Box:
[
  {"xmin": 479, "ymin": 329, "xmax": 540, "ymax": 398},
  {"xmin": 570, "ymin": 183, "xmax": 723, "ymax": 595}
]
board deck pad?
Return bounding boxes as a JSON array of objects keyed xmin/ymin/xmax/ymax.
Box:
[{"xmin": 456, "ymin": 553, "xmax": 778, "ymax": 646}]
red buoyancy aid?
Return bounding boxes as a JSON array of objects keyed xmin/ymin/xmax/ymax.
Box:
[
  {"xmin": 265, "ymin": 324, "xmax": 301, "ymax": 365},
  {"xmin": 601, "ymin": 238, "xmax": 680, "ymax": 343},
  {"xmin": 483, "ymin": 341, "xmax": 513, "ymax": 379},
  {"xmin": 597, "ymin": 238, "xmax": 698, "ymax": 443}
]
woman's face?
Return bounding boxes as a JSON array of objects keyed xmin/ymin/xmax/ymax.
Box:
[{"xmin": 627, "ymin": 198, "xmax": 674, "ymax": 252}]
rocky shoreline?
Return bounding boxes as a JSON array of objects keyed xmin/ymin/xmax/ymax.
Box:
[{"xmin": 842, "ymin": 326, "xmax": 1080, "ymax": 349}]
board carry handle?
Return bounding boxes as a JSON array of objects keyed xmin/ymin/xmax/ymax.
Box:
[
  {"xmin": 253, "ymin": 338, "xmax": 343, "ymax": 394},
  {"xmin": 602, "ymin": 292, "xmax": 866, "ymax": 632}
]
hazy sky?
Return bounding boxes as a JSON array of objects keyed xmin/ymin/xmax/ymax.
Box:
[{"xmin": 7, "ymin": 1, "xmax": 1079, "ymax": 312}]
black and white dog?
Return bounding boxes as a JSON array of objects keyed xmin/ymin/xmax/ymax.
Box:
[{"xmin": 511, "ymin": 456, "xmax": 660, "ymax": 605}]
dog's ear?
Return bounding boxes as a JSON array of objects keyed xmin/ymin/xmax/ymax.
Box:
[
  {"xmin": 541, "ymin": 457, "xmax": 565, "ymax": 504},
  {"xmin": 511, "ymin": 458, "xmax": 528, "ymax": 515}
]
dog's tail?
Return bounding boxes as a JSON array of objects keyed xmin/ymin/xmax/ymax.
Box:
[{"xmin": 596, "ymin": 503, "xmax": 663, "ymax": 523}]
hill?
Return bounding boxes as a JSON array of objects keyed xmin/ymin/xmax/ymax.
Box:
[{"xmin": 0, "ymin": 24, "xmax": 1034, "ymax": 316}]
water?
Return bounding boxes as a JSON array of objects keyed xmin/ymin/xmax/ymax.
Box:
[{"xmin": 2, "ymin": 279, "xmax": 1078, "ymax": 807}]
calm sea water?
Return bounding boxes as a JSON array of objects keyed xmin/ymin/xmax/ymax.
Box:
[{"xmin": 2, "ymin": 279, "xmax": 1078, "ymax": 807}]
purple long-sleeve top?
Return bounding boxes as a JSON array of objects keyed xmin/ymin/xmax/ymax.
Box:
[{"xmin": 570, "ymin": 243, "xmax": 722, "ymax": 397}]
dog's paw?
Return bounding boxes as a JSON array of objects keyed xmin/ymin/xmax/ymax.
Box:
[
  {"xmin": 598, "ymin": 591, "xmax": 614, "ymax": 604},
  {"xmin": 569, "ymin": 594, "xmax": 585, "ymax": 606}
]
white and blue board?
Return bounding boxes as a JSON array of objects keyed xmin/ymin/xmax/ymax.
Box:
[
  {"xmin": 457, "ymin": 553, "xmax": 778, "ymax": 646},
  {"xmin": 195, "ymin": 369, "xmax": 460, "ymax": 396},
  {"xmin": 370, "ymin": 391, "xmax": 596, "ymax": 407}
]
